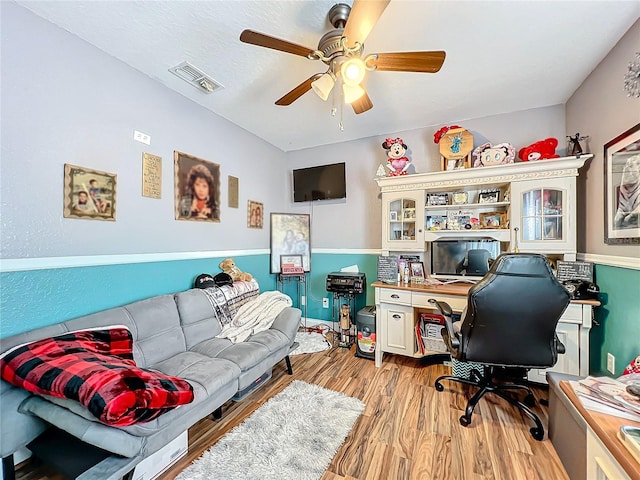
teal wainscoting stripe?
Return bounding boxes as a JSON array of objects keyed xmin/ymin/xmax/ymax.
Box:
[
  {"xmin": 0, "ymin": 255, "xmax": 275, "ymax": 339},
  {"xmin": 590, "ymin": 264, "xmax": 640, "ymax": 376}
]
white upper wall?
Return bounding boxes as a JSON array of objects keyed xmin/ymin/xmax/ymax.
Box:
[
  {"xmin": 285, "ymin": 105, "xmax": 566, "ymax": 249},
  {"xmin": 1, "ymin": 2, "xmax": 286, "ymax": 259}
]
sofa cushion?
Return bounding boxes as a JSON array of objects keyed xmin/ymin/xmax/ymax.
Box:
[
  {"xmin": 174, "ymin": 289, "xmax": 223, "ymax": 350},
  {"xmin": 122, "ymin": 296, "xmax": 187, "ymax": 367},
  {"xmin": 192, "ymin": 339, "xmax": 270, "ymax": 373}
]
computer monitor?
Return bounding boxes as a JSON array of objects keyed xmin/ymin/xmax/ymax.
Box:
[{"xmin": 430, "ymin": 239, "xmax": 501, "ymax": 281}]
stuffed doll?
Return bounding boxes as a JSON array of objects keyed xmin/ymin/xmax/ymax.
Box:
[
  {"xmin": 472, "ymin": 142, "xmax": 516, "ymax": 167},
  {"xmin": 218, "ymin": 258, "xmax": 253, "ymax": 282},
  {"xmin": 518, "ymin": 138, "xmax": 560, "ymax": 162},
  {"xmin": 382, "ymin": 137, "xmax": 412, "ymax": 176}
]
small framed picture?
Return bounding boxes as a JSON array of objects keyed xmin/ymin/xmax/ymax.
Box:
[
  {"xmin": 247, "ymin": 200, "xmax": 263, "ymax": 229},
  {"xmin": 427, "ymin": 193, "xmax": 449, "ymax": 206},
  {"xmin": 480, "ymin": 211, "xmax": 506, "ymax": 229},
  {"xmin": 427, "ymin": 215, "xmax": 446, "ymax": 230},
  {"xmin": 403, "ymin": 208, "xmax": 416, "ymax": 219},
  {"xmin": 389, "ymin": 211, "xmax": 398, "ymax": 221},
  {"xmin": 280, "ymin": 255, "xmax": 304, "ymax": 275},
  {"xmin": 451, "ymin": 191, "xmax": 469, "ymax": 205},
  {"xmin": 478, "ymin": 190, "xmax": 501, "ymax": 204},
  {"xmin": 409, "ymin": 261, "xmax": 425, "ymax": 280},
  {"xmin": 63, "ymin": 164, "xmax": 116, "ymax": 221}
]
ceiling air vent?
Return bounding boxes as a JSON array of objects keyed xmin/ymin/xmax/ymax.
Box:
[{"xmin": 169, "ymin": 61, "xmax": 224, "ymax": 94}]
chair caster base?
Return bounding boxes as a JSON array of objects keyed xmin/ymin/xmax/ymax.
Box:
[
  {"xmin": 435, "ymin": 381, "xmax": 444, "ymax": 392},
  {"xmin": 530, "ymin": 426, "xmax": 544, "ymax": 441},
  {"xmin": 459, "ymin": 415, "xmax": 472, "ymax": 427}
]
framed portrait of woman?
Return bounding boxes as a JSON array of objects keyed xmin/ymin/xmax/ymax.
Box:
[
  {"xmin": 174, "ymin": 151, "xmax": 220, "ymax": 222},
  {"xmin": 270, "ymin": 213, "xmax": 311, "ymax": 273}
]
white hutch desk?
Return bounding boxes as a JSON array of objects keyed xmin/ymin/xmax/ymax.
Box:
[{"xmin": 374, "ymin": 156, "xmax": 598, "ymax": 383}]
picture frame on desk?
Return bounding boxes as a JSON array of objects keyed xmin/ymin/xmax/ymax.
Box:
[
  {"xmin": 478, "ymin": 190, "xmax": 500, "ymax": 204},
  {"xmin": 389, "ymin": 211, "xmax": 398, "ymax": 221},
  {"xmin": 604, "ymin": 122, "xmax": 640, "ymax": 245},
  {"xmin": 409, "ymin": 261, "xmax": 425, "ymax": 280}
]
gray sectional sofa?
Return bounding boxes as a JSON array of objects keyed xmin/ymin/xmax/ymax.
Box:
[{"xmin": 0, "ymin": 287, "xmax": 301, "ymax": 480}]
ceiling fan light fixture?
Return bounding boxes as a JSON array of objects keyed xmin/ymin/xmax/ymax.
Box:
[
  {"xmin": 311, "ymin": 72, "xmax": 336, "ymax": 101},
  {"xmin": 341, "ymin": 57, "xmax": 366, "ymax": 86},
  {"xmin": 342, "ymin": 83, "xmax": 365, "ymax": 104}
]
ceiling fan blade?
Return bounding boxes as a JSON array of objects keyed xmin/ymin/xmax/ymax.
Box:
[
  {"xmin": 275, "ymin": 74, "xmax": 322, "ymax": 106},
  {"xmin": 369, "ymin": 51, "xmax": 446, "ymax": 73},
  {"xmin": 240, "ymin": 30, "xmax": 316, "ymax": 58},
  {"xmin": 351, "ymin": 91, "xmax": 373, "ymax": 114},
  {"xmin": 342, "ymin": 0, "xmax": 390, "ymax": 49}
]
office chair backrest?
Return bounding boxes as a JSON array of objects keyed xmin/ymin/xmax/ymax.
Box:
[
  {"xmin": 466, "ymin": 249, "xmax": 492, "ymax": 275},
  {"xmin": 459, "ymin": 253, "xmax": 570, "ymax": 368}
]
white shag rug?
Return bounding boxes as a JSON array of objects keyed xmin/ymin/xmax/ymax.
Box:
[
  {"xmin": 290, "ymin": 331, "xmax": 332, "ymax": 355},
  {"xmin": 177, "ymin": 380, "xmax": 365, "ymax": 480}
]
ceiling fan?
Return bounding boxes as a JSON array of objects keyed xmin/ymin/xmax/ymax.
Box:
[{"xmin": 239, "ymin": 0, "xmax": 446, "ymax": 115}]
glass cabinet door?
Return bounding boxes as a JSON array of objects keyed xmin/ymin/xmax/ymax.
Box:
[
  {"xmin": 389, "ymin": 197, "xmax": 417, "ymax": 242},
  {"xmin": 521, "ymin": 188, "xmax": 564, "ymax": 241},
  {"xmin": 382, "ymin": 190, "xmax": 424, "ymax": 251}
]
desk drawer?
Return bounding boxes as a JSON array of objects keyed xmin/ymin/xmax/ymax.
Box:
[
  {"xmin": 412, "ymin": 292, "xmax": 467, "ymax": 312},
  {"xmin": 379, "ymin": 289, "xmax": 411, "ymax": 305}
]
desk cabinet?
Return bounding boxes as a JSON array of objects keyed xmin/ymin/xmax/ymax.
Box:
[{"xmin": 587, "ymin": 428, "xmax": 632, "ymax": 480}]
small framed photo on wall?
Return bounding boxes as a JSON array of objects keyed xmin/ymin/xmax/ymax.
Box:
[
  {"xmin": 63, "ymin": 164, "xmax": 116, "ymax": 221},
  {"xmin": 247, "ymin": 200, "xmax": 263, "ymax": 229}
]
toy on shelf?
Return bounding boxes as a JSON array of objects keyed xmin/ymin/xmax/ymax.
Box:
[
  {"xmin": 518, "ymin": 137, "xmax": 560, "ymax": 161},
  {"xmin": 382, "ymin": 137, "xmax": 412, "ymax": 176},
  {"xmin": 567, "ymin": 133, "xmax": 589, "ymax": 156},
  {"xmin": 472, "ymin": 142, "xmax": 516, "ymax": 167},
  {"xmin": 434, "ymin": 125, "xmax": 473, "ymax": 171}
]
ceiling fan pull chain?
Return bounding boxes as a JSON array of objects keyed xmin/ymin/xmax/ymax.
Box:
[{"xmin": 339, "ymin": 84, "xmax": 345, "ymax": 131}]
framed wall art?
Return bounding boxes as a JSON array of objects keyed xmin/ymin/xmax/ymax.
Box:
[
  {"xmin": 270, "ymin": 213, "xmax": 310, "ymax": 273},
  {"xmin": 247, "ymin": 200, "xmax": 263, "ymax": 229},
  {"xmin": 174, "ymin": 151, "xmax": 220, "ymax": 222},
  {"xmin": 604, "ymin": 122, "xmax": 640, "ymax": 244},
  {"xmin": 63, "ymin": 164, "xmax": 116, "ymax": 221}
]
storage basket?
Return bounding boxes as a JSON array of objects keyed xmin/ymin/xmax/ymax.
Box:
[
  {"xmin": 421, "ymin": 336, "xmax": 448, "ymax": 353},
  {"xmin": 452, "ymin": 359, "xmax": 485, "ymax": 380}
]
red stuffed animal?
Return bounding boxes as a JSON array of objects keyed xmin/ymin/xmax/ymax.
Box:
[{"xmin": 518, "ymin": 137, "xmax": 560, "ymax": 162}]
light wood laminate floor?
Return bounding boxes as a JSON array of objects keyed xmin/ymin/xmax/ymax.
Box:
[{"xmin": 16, "ymin": 342, "xmax": 569, "ymax": 480}]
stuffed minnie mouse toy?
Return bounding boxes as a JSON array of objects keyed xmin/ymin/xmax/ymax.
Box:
[{"xmin": 382, "ymin": 137, "xmax": 411, "ymax": 176}]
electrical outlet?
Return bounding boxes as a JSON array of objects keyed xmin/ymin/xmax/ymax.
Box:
[
  {"xmin": 607, "ymin": 353, "xmax": 615, "ymax": 374},
  {"xmin": 300, "ymin": 295, "xmax": 305, "ymax": 306},
  {"xmin": 322, "ymin": 298, "xmax": 329, "ymax": 309}
]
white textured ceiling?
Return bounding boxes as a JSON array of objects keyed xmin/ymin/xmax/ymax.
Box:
[{"xmin": 17, "ymin": 1, "xmax": 640, "ymax": 152}]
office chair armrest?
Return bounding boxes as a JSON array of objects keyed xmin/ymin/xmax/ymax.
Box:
[
  {"xmin": 428, "ymin": 299, "xmax": 460, "ymax": 350},
  {"xmin": 428, "ymin": 299, "xmax": 453, "ymax": 318},
  {"xmin": 554, "ymin": 334, "xmax": 566, "ymax": 355}
]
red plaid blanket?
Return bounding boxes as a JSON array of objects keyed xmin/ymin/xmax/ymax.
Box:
[{"xmin": 0, "ymin": 328, "xmax": 194, "ymax": 426}]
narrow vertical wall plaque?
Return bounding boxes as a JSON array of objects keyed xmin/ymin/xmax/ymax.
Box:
[
  {"xmin": 142, "ymin": 153, "xmax": 162, "ymax": 199},
  {"xmin": 228, "ymin": 176, "xmax": 239, "ymax": 208}
]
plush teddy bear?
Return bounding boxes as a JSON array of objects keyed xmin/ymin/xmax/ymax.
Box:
[
  {"xmin": 518, "ymin": 137, "xmax": 560, "ymax": 162},
  {"xmin": 218, "ymin": 258, "xmax": 253, "ymax": 282},
  {"xmin": 382, "ymin": 137, "xmax": 412, "ymax": 176}
]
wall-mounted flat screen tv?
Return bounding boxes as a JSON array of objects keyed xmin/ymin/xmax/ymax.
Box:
[{"xmin": 292, "ymin": 162, "xmax": 346, "ymax": 202}]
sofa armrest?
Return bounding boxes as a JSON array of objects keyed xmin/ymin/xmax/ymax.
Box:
[{"xmin": 269, "ymin": 307, "xmax": 301, "ymax": 345}]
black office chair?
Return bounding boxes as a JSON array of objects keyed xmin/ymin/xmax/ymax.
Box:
[
  {"xmin": 456, "ymin": 248, "xmax": 493, "ymax": 276},
  {"xmin": 430, "ymin": 253, "xmax": 570, "ymax": 440}
]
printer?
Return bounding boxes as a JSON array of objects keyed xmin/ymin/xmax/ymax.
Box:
[{"xmin": 326, "ymin": 272, "xmax": 367, "ymax": 295}]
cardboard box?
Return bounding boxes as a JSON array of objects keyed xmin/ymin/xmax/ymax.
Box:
[{"xmin": 132, "ymin": 431, "xmax": 188, "ymax": 480}]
